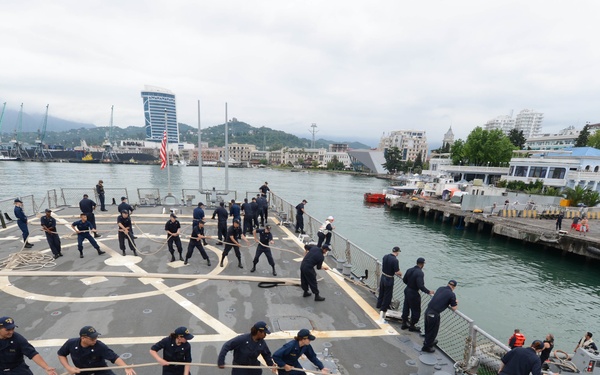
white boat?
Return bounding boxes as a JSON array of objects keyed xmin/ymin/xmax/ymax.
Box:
[{"xmin": 0, "ymin": 154, "xmax": 21, "ymax": 161}]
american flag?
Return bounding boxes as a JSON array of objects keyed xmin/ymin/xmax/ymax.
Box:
[{"xmin": 160, "ymin": 130, "xmax": 167, "ymax": 169}]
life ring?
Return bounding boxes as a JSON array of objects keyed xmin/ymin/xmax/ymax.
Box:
[
  {"xmin": 554, "ymin": 349, "xmax": 570, "ymax": 360},
  {"xmin": 473, "ymin": 209, "xmax": 483, "ymax": 213}
]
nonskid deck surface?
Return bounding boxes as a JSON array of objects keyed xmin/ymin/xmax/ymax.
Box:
[{"xmin": 0, "ymin": 206, "xmax": 452, "ymax": 375}]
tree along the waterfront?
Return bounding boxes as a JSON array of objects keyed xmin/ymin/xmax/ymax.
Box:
[
  {"xmin": 450, "ymin": 127, "xmax": 515, "ymax": 166},
  {"xmin": 575, "ymin": 124, "xmax": 590, "ymax": 147},
  {"xmin": 562, "ymin": 185, "xmax": 600, "ymax": 207},
  {"xmin": 508, "ymin": 129, "xmax": 526, "ymax": 149}
]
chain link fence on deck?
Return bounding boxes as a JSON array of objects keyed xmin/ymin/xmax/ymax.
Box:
[
  {"xmin": 0, "ymin": 195, "xmax": 37, "ymax": 226},
  {"xmin": 270, "ymin": 192, "xmax": 509, "ymax": 374}
]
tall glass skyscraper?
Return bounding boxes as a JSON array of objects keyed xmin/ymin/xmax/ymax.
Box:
[{"xmin": 141, "ymin": 85, "xmax": 180, "ymax": 143}]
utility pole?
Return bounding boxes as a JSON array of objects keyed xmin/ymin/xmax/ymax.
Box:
[{"xmin": 309, "ymin": 123, "xmax": 318, "ymax": 148}]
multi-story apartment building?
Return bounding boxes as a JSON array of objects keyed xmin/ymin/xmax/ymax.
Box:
[
  {"xmin": 515, "ymin": 109, "xmax": 543, "ymax": 139},
  {"xmin": 270, "ymin": 148, "xmax": 326, "ymax": 166},
  {"xmin": 378, "ymin": 130, "xmax": 428, "ymax": 162},
  {"xmin": 484, "ymin": 115, "xmax": 515, "ymax": 134}
]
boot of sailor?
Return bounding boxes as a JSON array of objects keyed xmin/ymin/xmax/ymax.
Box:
[
  {"xmin": 237, "ymin": 257, "xmax": 243, "ymax": 269},
  {"xmin": 272, "ymin": 266, "xmax": 277, "ymax": 276}
]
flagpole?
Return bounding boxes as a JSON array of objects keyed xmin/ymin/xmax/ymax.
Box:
[{"xmin": 165, "ymin": 109, "xmax": 171, "ymax": 195}]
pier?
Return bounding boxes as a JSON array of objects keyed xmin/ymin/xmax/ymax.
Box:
[{"xmin": 387, "ymin": 196, "xmax": 600, "ymax": 261}]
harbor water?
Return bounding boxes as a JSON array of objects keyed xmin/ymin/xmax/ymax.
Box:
[{"xmin": 1, "ymin": 161, "xmax": 599, "ymax": 351}]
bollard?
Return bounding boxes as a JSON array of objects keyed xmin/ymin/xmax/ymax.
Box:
[
  {"xmin": 417, "ymin": 353, "xmax": 437, "ymax": 375},
  {"xmin": 336, "ymin": 258, "xmax": 346, "ymax": 272},
  {"xmin": 342, "ymin": 263, "xmax": 352, "ymax": 276}
]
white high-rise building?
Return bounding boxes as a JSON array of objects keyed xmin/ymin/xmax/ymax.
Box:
[
  {"xmin": 378, "ymin": 130, "xmax": 428, "ymax": 162},
  {"xmin": 515, "ymin": 109, "xmax": 543, "ymax": 139},
  {"xmin": 484, "ymin": 115, "xmax": 515, "ymax": 134}
]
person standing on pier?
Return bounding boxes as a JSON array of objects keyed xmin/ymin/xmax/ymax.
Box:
[
  {"xmin": 0, "ymin": 316, "xmax": 57, "ymax": 375},
  {"xmin": 72, "ymin": 213, "xmax": 105, "ymax": 258},
  {"xmin": 58, "ymin": 326, "xmax": 136, "ymax": 375},
  {"xmin": 401, "ymin": 257, "xmax": 434, "ymax": 332},
  {"xmin": 300, "ymin": 243, "xmax": 331, "ymax": 301},
  {"xmin": 14, "ymin": 199, "xmax": 33, "ymax": 248},
  {"xmin": 212, "ymin": 201, "xmax": 229, "ymax": 246},
  {"xmin": 556, "ymin": 211, "xmax": 564, "ymax": 231},
  {"xmin": 316, "ymin": 216, "xmax": 335, "ymax": 248},
  {"xmin": 165, "ymin": 213, "xmax": 184, "ymax": 262},
  {"xmin": 217, "ymin": 321, "xmax": 276, "ymax": 375},
  {"xmin": 376, "ymin": 246, "xmax": 402, "ymax": 323},
  {"xmin": 295, "ymin": 200, "xmax": 307, "ymax": 234},
  {"xmin": 251, "ymin": 225, "xmax": 277, "ymax": 276},
  {"xmin": 185, "ymin": 220, "xmax": 212, "ymax": 266},
  {"xmin": 579, "ymin": 216, "xmax": 589, "ymax": 237},
  {"xmin": 569, "ymin": 214, "xmax": 581, "ymax": 233},
  {"xmin": 220, "ymin": 219, "xmax": 250, "ymax": 268},
  {"xmin": 422, "ymin": 280, "xmax": 458, "ymax": 353},
  {"xmin": 117, "ymin": 210, "xmax": 137, "ymax": 256},
  {"xmin": 79, "ymin": 194, "xmax": 101, "ymax": 238},
  {"xmin": 498, "ymin": 340, "xmax": 544, "ymax": 375},
  {"xmin": 41, "ymin": 208, "xmax": 62, "ymax": 259},
  {"xmin": 96, "ymin": 180, "xmax": 107, "ymax": 211},
  {"xmin": 149, "ymin": 326, "xmax": 193, "ymax": 375}
]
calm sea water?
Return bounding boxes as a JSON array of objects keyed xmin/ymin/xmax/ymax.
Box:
[{"xmin": 1, "ymin": 162, "xmax": 599, "ymax": 350}]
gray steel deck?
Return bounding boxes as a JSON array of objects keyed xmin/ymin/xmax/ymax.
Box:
[{"xmin": 0, "ymin": 205, "xmax": 455, "ymax": 374}]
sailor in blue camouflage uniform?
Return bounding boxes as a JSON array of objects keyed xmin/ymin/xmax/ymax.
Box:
[
  {"xmin": 192, "ymin": 202, "xmax": 205, "ymax": 227},
  {"xmin": 230, "ymin": 199, "xmax": 241, "ymax": 224},
  {"xmin": 117, "ymin": 197, "xmax": 136, "ymax": 239},
  {"xmin": 422, "ymin": 280, "xmax": 458, "ymax": 353},
  {"xmin": 13, "ymin": 199, "xmax": 33, "ymax": 248},
  {"xmin": 273, "ymin": 329, "xmax": 329, "ymax": 375},
  {"xmin": 375, "ymin": 246, "xmax": 402, "ymax": 322},
  {"xmin": 58, "ymin": 326, "xmax": 136, "ymax": 375},
  {"xmin": 0, "ymin": 317, "xmax": 57, "ymax": 375},
  {"xmin": 79, "ymin": 194, "xmax": 101, "ymax": 238},
  {"xmin": 41, "ymin": 208, "xmax": 62, "ymax": 258},
  {"xmin": 401, "ymin": 257, "xmax": 433, "ymax": 332},
  {"xmin": 218, "ymin": 321, "xmax": 276, "ymax": 375},
  {"xmin": 150, "ymin": 327, "xmax": 194, "ymax": 375},
  {"xmin": 220, "ymin": 219, "xmax": 249, "ymax": 268},
  {"xmin": 251, "ymin": 225, "xmax": 277, "ymax": 276},
  {"xmin": 71, "ymin": 213, "xmax": 105, "ymax": 258}
]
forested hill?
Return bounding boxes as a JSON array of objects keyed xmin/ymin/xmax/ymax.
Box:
[
  {"xmin": 1, "ymin": 118, "xmax": 371, "ymax": 150},
  {"xmin": 180, "ymin": 120, "xmax": 371, "ymax": 150}
]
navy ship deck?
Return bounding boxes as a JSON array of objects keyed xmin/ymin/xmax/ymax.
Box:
[{"xmin": 0, "ymin": 204, "xmax": 451, "ymax": 375}]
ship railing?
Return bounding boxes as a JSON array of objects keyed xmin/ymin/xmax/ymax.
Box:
[
  {"xmin": 0, "ymin": 195, "xmax": 37, "ymax": 224},
  {"xmin": 270, "ymin": 191, "xmax": 509, "ymax": 373},
  {"xmin": 181, "ymin": 189, "xmax": 238, "ymax": 208},
  {"xmin": 50, "ymin": 188, "xmax": 129, "ymax": 209},
  {"xmin": 136, "ymin": 188, "xmax": 161, "ymax": 207}
]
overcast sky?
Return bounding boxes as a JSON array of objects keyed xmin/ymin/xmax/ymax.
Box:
[{"xmin": 1, "ymin": 0, "xmax": 599, "ymax": 147}]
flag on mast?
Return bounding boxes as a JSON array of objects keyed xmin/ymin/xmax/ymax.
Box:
[{"xmin": 160, "ymin": 129, "xmax": 167, "ymax": 169}]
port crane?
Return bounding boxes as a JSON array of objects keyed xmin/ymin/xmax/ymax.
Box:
[
  {"xmin": 34, "ymin": 104, "xmax": 52, "ymax": 160},
  {"xmin": 9, "ymin": 103, "xmax": 29, "ymax": 159},
  {"xmin": 101, "ymin": 105, "xmax": 120, "ymax": 163}
]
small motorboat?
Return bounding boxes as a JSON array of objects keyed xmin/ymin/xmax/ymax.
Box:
[{"xmin": 364, "ymin": 192, "xmax": 386, "ymax": 203}]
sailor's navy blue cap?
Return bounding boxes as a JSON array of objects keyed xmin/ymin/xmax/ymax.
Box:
[
  {"xmin": 79, "ymin": 326, "xmax": 100, "ymax": 338},
  {"xmin": 297, "ymin": 329, "xmax": 316, "ymax": 340},
  {"xmin": 174, "ymin": 326, "xmax": 194, "ymax": 340},
  {"xmin": 0, "ymin": 317, "xmax": 16, "ymax": 329},
  {"xmin": 448, "ymin": 280, "xmax": 458, "ymax": 287},
  {"xmin": 392, "ymin": 246, "xmax": 401, "ymax": 253},
  {"xmin": 322, "ymin": 243, "xmax": 332, "ymax": 251},
  {"xmin": 417, "ymin": 257, "xmax": 425, "ymax": 264},
  {"xmin": 121, "ymin": 196, "xmax": 127, "ymax": 200},
  {"xmin": 14, "ymin": 198, "xmax": 22, "ymax": 203},
  {"xmin": 253, "ymin": 321, "xmax": 271, "ymax": 334}
]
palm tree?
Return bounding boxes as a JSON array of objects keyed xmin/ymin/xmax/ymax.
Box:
[{"xmin": 562, "ymin": 186, "xmax": 600, "ymax": 207}]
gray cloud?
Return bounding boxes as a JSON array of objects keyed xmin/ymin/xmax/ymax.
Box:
[{"xmin": 1, "ymin": 0, "xmax": 599, "ymax": 146}]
